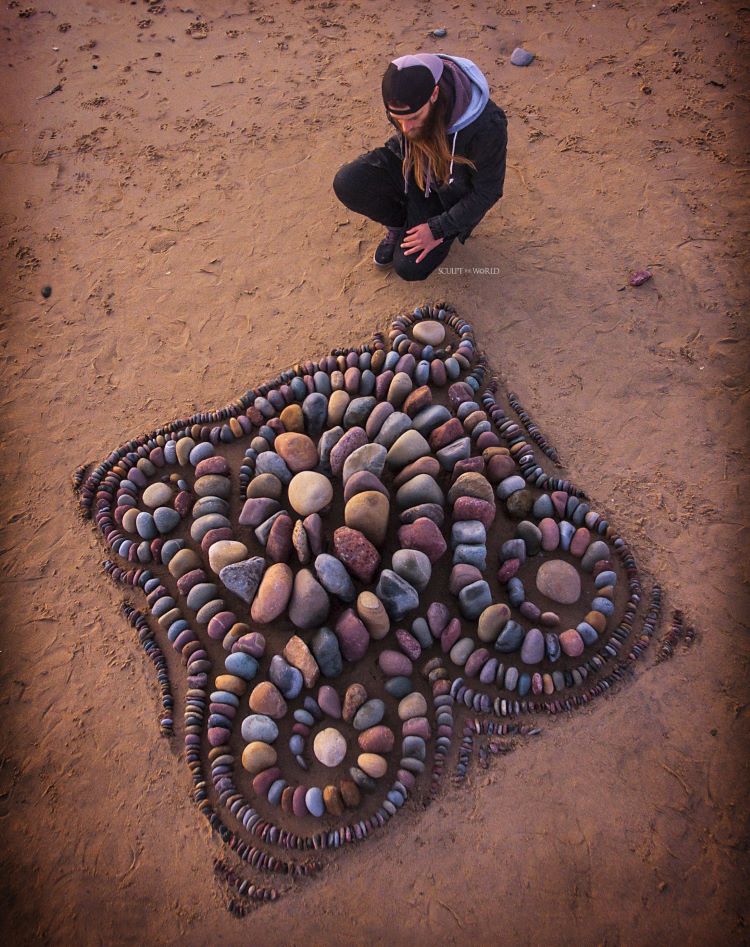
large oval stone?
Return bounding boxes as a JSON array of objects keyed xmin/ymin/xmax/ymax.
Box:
[
  {"xmin": 536, "ymin": 559, "xmax": 581, "ymax": 605},
  {"xmin": 287, "ymin": 471, "xmax": 333, "ymax": 516},
  {"xmin": 208, "ymin": 540, "xmax": 249, "ymax": 574},
  {"xmin": 413, "ymin": 319, "xmax": 445, "ymax": 345},
  {"xmin": 344, "ymin": 490, "xmax": 390, "ymax": 546},
  {"xmin": 248, "ymin": 680, "xmax": 287, "ymax": 718},
  {"xmin": 250, "ymin": 562, "xmax": 293, "ymax": 623},
  {"xmin": 288, "ymin": 568, "xmax": 330, "ymax": 629},
  {"xmin": 273, "ymin": 432, "xmax": 318, "ymax": 472},
  {"xmin": 241, "ymin": 741, "xmax": 277, "ymax": 775},
  {"xmin": 313, "ymin": 727, "xmax": 347, "ymax": 767}
]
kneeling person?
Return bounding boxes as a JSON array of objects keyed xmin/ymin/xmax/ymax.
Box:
[{"xmin": 333, "ymin": 52, "xmax": 508, "ymax": 281}]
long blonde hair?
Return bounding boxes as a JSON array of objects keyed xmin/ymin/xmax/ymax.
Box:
[{"xmin": 402, "ymin": 81, "xmax": 476, "ymax": 190}]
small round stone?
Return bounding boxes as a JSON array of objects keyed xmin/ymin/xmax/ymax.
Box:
[
  {"xmin": 357, "ymin": 752, "xmax": 387, "ymax": 779},
  {"xmin": 305, "ymin": 786, "xmax": 325, "ymax": 817},
  {"xmin": 287, "ymin": 471, "xmax": 334, "ymax": 516},
  {"xmin": 241, "ymin": 714, "xmax": 279, "ymax": 743},
  {"xmin": 560, "ymin": 628, "xmax": 585, "ymax": 657},
  {"xmin": 142, "ymin": 482, "xmax": 173, "ymax": 508},
  {"xmin": 208, "ymin": 540, "xmax": 249, "ymax": 574},
  {"xmin": 241, "ymin": 741, "xmax": 277, "ymax": 775},
  {"xmin": 398, "ymin": 691, "xmax": 427, "ymax": 720},
  {"xmin": 520, "ymin": 628, "xmax": 545, "ymax": 665}
]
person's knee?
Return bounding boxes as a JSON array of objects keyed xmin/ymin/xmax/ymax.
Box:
[
  {"xmin": 332, "ymin": 163, "xmax": 357, "ymax": 206},
  {"xmin": 393, "ymin": 257, "xmax": 432, "ymax": 282}
]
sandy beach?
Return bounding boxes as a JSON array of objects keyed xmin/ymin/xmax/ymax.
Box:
[{"xmin": 1, "ymin": 1, "xmax": 748, "ymax": 944}]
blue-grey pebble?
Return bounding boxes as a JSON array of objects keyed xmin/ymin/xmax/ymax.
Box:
[
  {"xmin": 375, "ymin": 570, "xmax": 419, "ymax": 620},
  {"xmin": 344, "ymin": 397, "xmax": 377, "ymax": 429},
  {"xmin": 311, "ymin": 626, "xmax": 343, "ymax": 677},
  {"xmin": 495, "ymin": 620, "xmax": 524, "ymax": 653},
  {"xmin": 402, "ymin": 735, "xmax": 426, "ymax": 760},
  {"xmin": 190, "ymin": 513, "xmax": 230, "ymax": 543},
  {"xmin": 225, "ymin": 651, "xmax": 258, "ymax": 681},
  {"xmin": 559, "ymin": 520, "xmax": 576, "ymax": 552},
  {"xmin": 317, "ymin": 426, "xmax": 344, "ymax": 471},
  {"xmin": 192, "ymin": 496, "xmax": 229, "ymax": 517},
  {"xmin": 591, "ymin": 597, "xmax": 615, "ymax": 616},
  {"xmin": 532, "ymin": 494, "xmax": 554, "ymax": 519},
  {"xmin": 135, "ymin": 510, "xmax": 157, "ymax": 540},
  {"xmin": 436, "ymin": 437, "xmax": 470, "ymax": 470},
  {"xmin": 375, "ymin": 412, "xmax": 412, "ymax": 449},
  {"xmin": 241, "ymin": 713, "xmax": 278, "ymax": 743},
  {"xmin": 545, "ymin": 633, "xmax": 561, "ymax": 662},
  {"xmin": 510, "ymin": 46, "xmax": 534, "ymax": 66},
  {"xmin": 480, "ymin": 657, "xmax": 498, "ymax": 684},
  {"xmin": 302, "ymin": 393, "xmax": 328, "ymax": 436},
  {"xmin": 161, "ymin": 539, "xmax": 185, "ymax": 566},
  {"xmin": 595, "ymin": 570, "xmax": 617, "ymax": 589},
  {"xmin": 315, "ymin": 553, "xmax": 356, "ymax": 602},
  {"xmin": 500, "ymin": 538, "xmax": 526, "ymax": 563},
  {"xmin": 451, "ymin": 520, "xmax": 486, "ymax": 545},
  {"xmin": 452, "ymin": 543, "xmax": 487, "ymax": 569},
  {"xmin": 154, "ymin": 506, "xmax": 180, "ymax": 534},
  {"xmin": 411, "ymin": 404, "xmax": 451, "ymax": 437},
  {"xmin": 304, "ymin": 696, "xmax": 323, "ymax": 719},
  {"xmin": 410, "ymin": 618, "xmax": 432, "ymax": 648},
  {"xmin": 186, "ymin": 582, "xmax": 218, "ymax": 610},
  {"xmin": 151, "ymin": 595, "xmax": 175, "ymax": 618},
  {"xmin": 189, "ymin": 442, "xmax": 214, "ymax": 465},
  {"xmin": 497, "ymin": 475, "xmax": 526, "ymax": 499},
  {"xmin": 255, "ymin": 451, "xmax": 292, "ymax": 485},
  {"xmin": 577, "ymin": 621, "xmax": 599, "ymax": 645},
  {"xmin": 267, "ymin": 779, "xmax": 287, "ymax": 805},
  {"xmin": 385, "ymin": 676, "xmax": 412, "ymax": 699},
  {"xmin": 269, "ymin": 654, "xmax": 303, "ymax": 699},
  {"xmin": 353, "ymin": 698, "xmax": 385, "ymax": 731},
  {"xmin": 458, "ymin": 580, "xmax": 492, "ymax": 619}
]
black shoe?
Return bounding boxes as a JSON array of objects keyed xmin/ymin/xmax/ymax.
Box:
[{"xmin": 373, "ymin": 226, "xmax": 402, "ymax": 268}]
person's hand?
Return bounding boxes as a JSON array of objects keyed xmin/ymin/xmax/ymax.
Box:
[{"xmin": 401, "ymin": 223, "xmax": 444, "ymax": 264}]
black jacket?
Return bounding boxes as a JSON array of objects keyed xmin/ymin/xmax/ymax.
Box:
[{"xmin": 385, "ymin": 99, "xmax": 508, "ymax": 244}]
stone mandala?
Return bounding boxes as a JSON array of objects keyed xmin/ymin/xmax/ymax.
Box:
[{"xmin": 75, "ymin": 302, "xmax": 683, "ymax": 912}]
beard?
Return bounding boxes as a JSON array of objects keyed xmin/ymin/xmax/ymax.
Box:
[{"xmin": 407, "ymin": 100, "xmax": 442, "ymax": 143}]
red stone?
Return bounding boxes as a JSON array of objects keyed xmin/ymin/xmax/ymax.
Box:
[
  {"xmin": 397, "ymin": 517, "xmax": 447, "ymax": 563},
  {"xmin": 427, "ymin": 601, "xmax": 450, "ymax": 637},
  {"xmin": 497, "ymin": 558, "xmax": 521, "ymax": 583},
  {"xmin": 440, "ymin": 618, "xmax": 462, "ymax": 653},
  {"xmin": 335, "ymin": 609, "xmax": 370, "ymax": 662},
  {"xmin": 333, "ymin": 527, "xmax": 380, "ymax": 583},
  {"xmin": 453, "ymin": 495, "xmax": 496, "ymax": 529},
  {"xmin": 429, "ymin": 417, "xmax": 464, "ymax": 451},
  {"xmin": 266, "ymin": 513, "xmax": 293, "ymax": 562},
  {"xmin": 195, "ymin": 455, "xmax": 230, "ymax": 477}
]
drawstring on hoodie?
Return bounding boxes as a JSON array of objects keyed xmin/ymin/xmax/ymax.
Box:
[{"xmin": 448, "ymin": 131, "xmax": 457, "ymax": 185}]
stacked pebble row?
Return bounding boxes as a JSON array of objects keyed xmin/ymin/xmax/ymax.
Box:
[
  {"xmin": 506, "ymin": 389, "xmax": 560, "ymax": 464},
  {"xmin": 76, "ymin": 300, "xmax": 665, "ymax": 892}
]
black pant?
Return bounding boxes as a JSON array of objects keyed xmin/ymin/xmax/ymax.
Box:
[{"xmin": 333, "ymin": 145, "xmax": 456, "ymax": 281}]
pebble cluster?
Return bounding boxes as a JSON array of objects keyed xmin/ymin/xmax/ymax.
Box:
[{"xmin": 78, "ymin": 301, "xmax": 667, "ymax": 904}]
